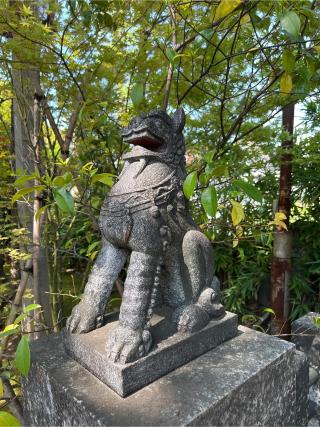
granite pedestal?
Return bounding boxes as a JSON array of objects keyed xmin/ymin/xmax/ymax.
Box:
[
  {"xmin": 292, "ymin": 312, "xmax": 320, "ymax": 371},
  {"xmin": 292, "ymin": 312, "xmax": 320, "ymax": 424},
  {"xmin": 23, "ymin": 326, "xmax": 308, "ymax": 426},
  {"xmin": 63, "ymin": 310, "xmax": 238, "ymax": 396}
]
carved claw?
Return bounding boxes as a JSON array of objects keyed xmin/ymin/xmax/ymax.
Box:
[
  {"xmin": 106, "ymin": 325, "xmax": 152, "ymax": 364},
  {"xmin": 173, "ymin": 287, "xmax": 225, "ymax": 333},
  {"xmin": 196, "ymin": 287, "xmax": 225, "ymax": 318},
  {"xmin": 174, "ymin": 304, "xmax": 210, "ymax": 333},
  {"xmin": 66, "ymin": 300, "xmax": 103, "ymax": 334}
]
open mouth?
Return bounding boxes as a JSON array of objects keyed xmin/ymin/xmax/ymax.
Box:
[{"xmin": 122, "ymin": 129, "xmax": 165, "ymax": 151}]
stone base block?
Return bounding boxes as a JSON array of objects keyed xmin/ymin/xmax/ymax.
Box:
[
  {"xmin": 23, "ymin": 326, "xmax": 308, "ymax": 426},
  {"xmin": 63, "ymin": 310, "xmax": 238, "ymax": 396},
  {"xmin": 292, "ymin": 312, "xmax": 320, "ymax": 371}
]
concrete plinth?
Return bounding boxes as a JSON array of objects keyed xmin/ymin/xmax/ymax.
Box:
[
  {"xmin": 23, "ymin": 326, "xmax": 308, "ymax": 426},
  {"xmin": 63, "ymin": 311, "xmax": 238, "ymax": 396}
]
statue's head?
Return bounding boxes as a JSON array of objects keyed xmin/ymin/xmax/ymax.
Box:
[{"xmin": 121, "ymin": 109, "xmax": 186, "ymax": 168}]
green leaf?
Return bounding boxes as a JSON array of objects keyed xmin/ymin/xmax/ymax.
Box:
[
  {"xmin": 282, "ymin": 50, "xmax": 295, "ymax": 73},
  {"xmin": 230, "ymin": 199, "xmax": 245, "ymax": 226},
  {"xmin": 263, "ymin": 308, "xmax": 276, "ymax": 316},
  {"xmin": 306, "ymin": 55, "xmax": 316, "ymax": 75},
  {"xmin": 214, "ymin": 0, "xmax": 242, "ymax": 21},
  {"xmin": 204, "ymin": 150, "xmax": 215, "ymax": 163},
  {"xmin": 92, "ymin": 0, "xmax": 109, "ymax": 9},
  {"xmin": 0, "ymin": 412, "xmax": 21, "ymax": 427},
  {"xmin": 13, "ymin": 313, "xmax": 28, "ymax": 325},
  {"xmin": 212, "ymin": 165, "xmax": 229, "ymax": 177},
  {"xmin": 166, "ymin": 47, "xmax": 176, "ymax": 63},
  {"xmin": 194, "ymin": 29, "xmax": 214, "ymax": 48},
  {"xmin": 35, "ymin": 205, "xmax": 48, "ymax": 222},
  {"xmin": 131, "ymin": 83, "xmax": 144, "ymax": 107},
  {"xmin": 52, "ymin": 175, "xmax": 66, "ymax": 188},
  {"xmin": 201, "ymin": 186, "xmax": 218, "ymax": 217},
  {"xmin": 89, "ymin": 168, "xmax": 99, "ymax": 178},
  {"xmin": 198, "ymin": 173, "xmax": 209, "ymax": 186},
  {"xmin": 280, "ymin": 73, "xmax": 292, "ymax": 95},
  {"xmin": 233, "ymin": 179, "xmax": 263, "ymax": 202},
  {"xmin": 280, "ymin": 11, "xmax": 301, "ymax": 37},
  {"xmin": 0, "ymin": 379, "xmax": 3, "ymax": 398},
  {"xmin": 240, "ymin": 13, "xmax": 250, "ymax": 25},
  {"xmin": 98, "ymin": 12, "xmax": 113, "ymax": 28},
  {"xmin": 12, "ymin": 186, "xmax": 46, "ymax": 204},
  {"xmin": 313, "ymin": 316, "xmax": 320, "ymax": 328},
  {"xmin": 53, "ymin": 188, "xmax": 75, "ymax": 215},
  {"xmin": 183, "ymin": 171, "xmax": 197, "ymax": 199},
  {"xmin": 63, "ymin": 172, "xmax": 73, "ymax": 184},
  {"xmin": 14, "ymin": 174, "xmax": 36, "ymax": 187},
  {"xmin": 0, "ymin": 324, "xmax": 19, "ymax": 339},
  {"xmin": 23, "ymin": 303, "xmax": 42, "ymax": 313},
  {"xmin": 86, "ymin": 241, "xmax": 100, "ymax": 255},
  {"xmin": 92, "ymin": 173, "xmax": 114, "ymax": 186},
  {"xmin": 15, "ymin": 335, "xmax": 30, "ymax": 377}
]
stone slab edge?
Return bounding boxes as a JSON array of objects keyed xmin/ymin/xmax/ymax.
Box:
[{"xmin": 63, "ymin": 311, "xmax": 238, "ymax": 396}]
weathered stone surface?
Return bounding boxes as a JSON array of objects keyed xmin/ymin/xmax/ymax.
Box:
[
  {"xmin": 294, "ymin": 349, "xmax": 309, "ymax": 425},
  {"xmin": 292, "ymin": 312, "xmax": 320, "ymax": 370},
  {"xmin": 292, "ymin": 313, "xmax": 320, "ymax": 425},
  {"xmin": 66, "ymin": 109, "xmax": 226, "ymax": 365},
  {"xmin": 63, "ymin": 310, "xmax": 238, "ymax": 397},
  {"xmin": 23, "ymin": 326, "xmax": 307, "ymax": 426}
]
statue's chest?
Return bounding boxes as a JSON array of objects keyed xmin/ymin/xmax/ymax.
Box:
[{"xmin": 110, "ymin": 160, "xmax": 174, "ymax": 196}]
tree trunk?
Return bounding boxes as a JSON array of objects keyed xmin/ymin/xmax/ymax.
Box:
[
  {"xmin": 270, "ymin": 103, "xmax": 295, "ymax": 336},
  {"xmin": 11, "ymin": 2, "xmax": 51, "ymax": 335}
]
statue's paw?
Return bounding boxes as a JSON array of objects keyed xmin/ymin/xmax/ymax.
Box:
[
  {"xmin": 175, "ymin": 304, "xmax": 210, "ymax": 333},
  {"xmin": 66, "ymin": 300, "xmax": 102, "ymax": 334},
  {"xmin": 106, "ymin": 326, "xmax": 152, "ymax": 364},
  {"xmin": 197, "ymin": 288, "xmax": 225, "ymax": 318}
]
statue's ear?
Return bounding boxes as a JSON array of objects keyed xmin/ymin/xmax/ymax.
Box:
[{"xmin": 172, "ymin": 108, "xmax": 186, "ymax": 133}]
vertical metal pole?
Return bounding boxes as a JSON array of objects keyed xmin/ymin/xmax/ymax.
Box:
[{"xmin": 270, "ymin": 103, "xmax": 295, "ymax": 335}]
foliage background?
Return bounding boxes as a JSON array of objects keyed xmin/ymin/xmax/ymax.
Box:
[{"xmin": 0, "ymin": 0, "xmax": 320, "ymax": 423}]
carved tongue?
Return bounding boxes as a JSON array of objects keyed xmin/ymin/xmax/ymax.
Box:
[{"xmin": 133, "ymin": 158, "xmax": 148, "ymax": 178}]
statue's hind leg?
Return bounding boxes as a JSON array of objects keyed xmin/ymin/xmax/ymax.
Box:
[
  {"xmin": 66, "ymin": 239, "xmax": 128, "ymax": 333},
  {"xmin": 173, "ymin": 230, "xmax": 225, "ymax": 332}
]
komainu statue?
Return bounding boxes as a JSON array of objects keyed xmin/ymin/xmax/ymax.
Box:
[{"xmin": 66, "ymin": 108, "xmax": 225, "ymax": 364}]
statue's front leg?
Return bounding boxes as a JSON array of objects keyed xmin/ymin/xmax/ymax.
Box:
[
  {"xmin": 106, "ymin": 251, "xmax": 159, "ymax": 364},
  {"xmin": 66, "ymin": 239, "xmax": 128, "ymax": 333}
]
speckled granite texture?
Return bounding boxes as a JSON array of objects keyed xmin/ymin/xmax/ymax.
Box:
[
  {"xmin": 23, "ymin": 326, "xmax": 308, "ymax": 426},
  {"xmin": 63, "ymin": 311, "xmax": 238, "ymax": 396},
  {"xmin": 292, "ymin": 312, "xmax": 320, "ymax": 425},
  {"xmin": 66, "ymin": 109, "xmax": 226, "ymax": 365},
  {"xmin": 292, "ymin": 312, "xmax": 320, "ymax": 370}
]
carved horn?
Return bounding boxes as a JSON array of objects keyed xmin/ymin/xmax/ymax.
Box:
[{"xmin": 172, "ymin": 108, "xmax": 186, "ymax": 133}]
